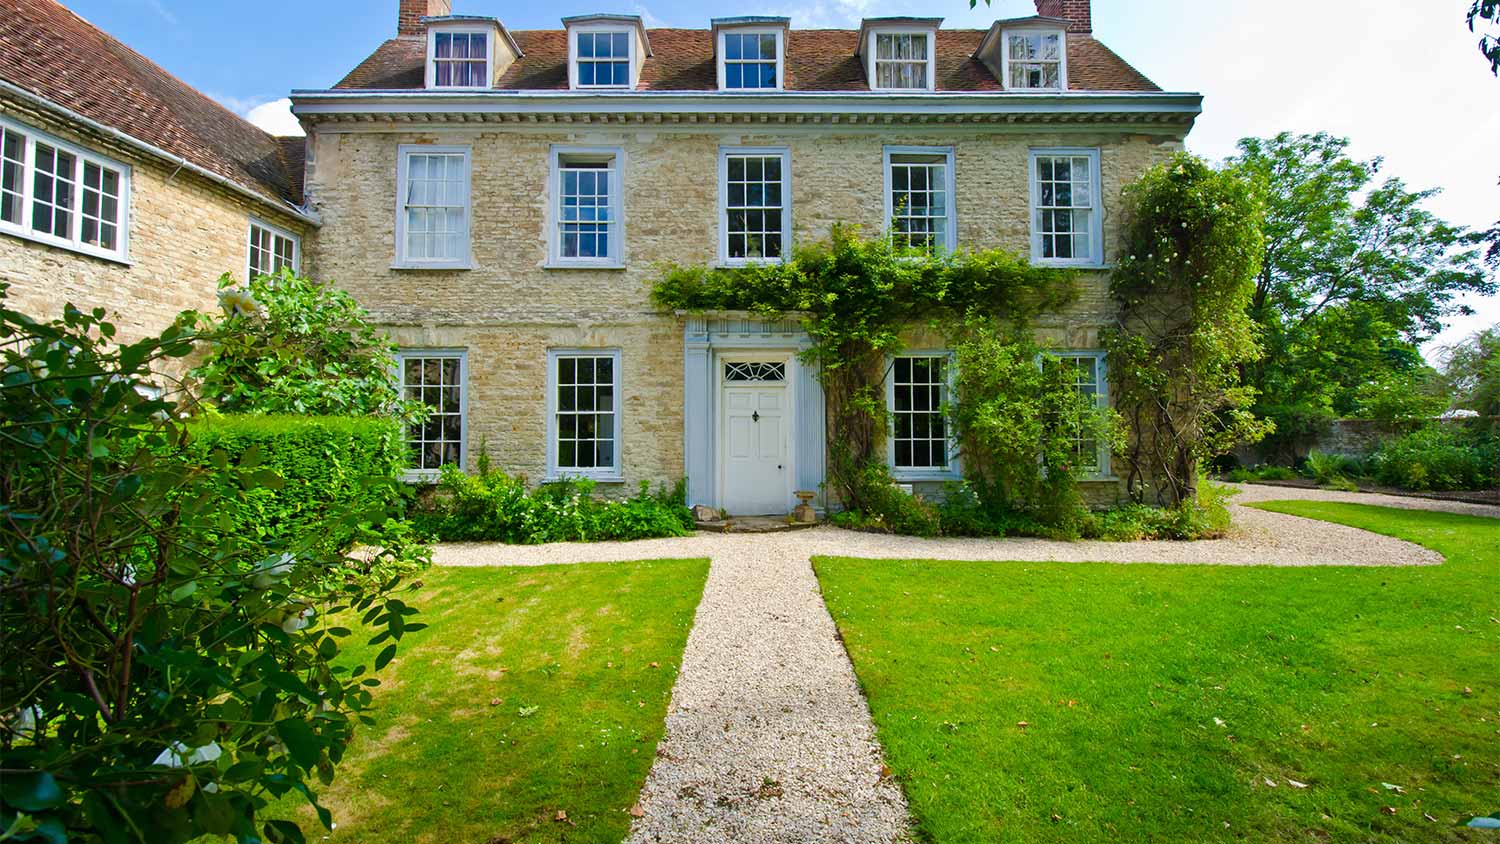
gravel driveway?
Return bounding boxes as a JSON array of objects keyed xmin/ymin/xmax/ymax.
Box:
[{"xmin": 431, "ymin": 485, "xmax": 1496, "ymax": 844}]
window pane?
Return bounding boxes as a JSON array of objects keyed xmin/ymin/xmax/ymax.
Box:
[
  {"xmin": 891, "ymin": 355, "xmax": 947, "ymax": 470},
  {"xmin": 554, "ymin": 355, "xmax": 618, "ymax": 472},
  {"xmin": 724, "ymin": 154, "xmax": 785, "ymax": 259},
  {"xmin": 400, "ymin": 354, "xmax": 464, "ymax": 470}
]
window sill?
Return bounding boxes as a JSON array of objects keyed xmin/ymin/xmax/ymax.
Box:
[
  {"xmin": 544, "ymin": 473, "xmax": 625, "ymax": 484},
  {"xmin": 390, "ymin": 260, "xmax": 474, "ymax": 271},
  {"xmin": 1032, "ymin": 259, "xmax": 1109, "ymax": 271},
  {"xmin": 402, "ymin": 471, "xmax": 443, "ymax": 485},
  {"xmin": 715, "ymin": 258, "xmax": 788, "ymax": 269},
  {"xmin": 1078, "ymin": 475, "xmax": 1120, "ymax": 483},
  {"xmin": 544, "ymin": 261, "xmax": 626, "ymax": 271},
  {"xmin": 892, "ymin": 472, "xmax": 961, "ymax": 483},
  {"xmin": 1, "ymin": 226, "xmax": 131, "ymax": 266}
]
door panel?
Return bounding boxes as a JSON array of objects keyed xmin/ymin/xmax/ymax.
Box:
[{"xmin": 721, "ymin": 383, "xmax": 789, "ymax": 515}]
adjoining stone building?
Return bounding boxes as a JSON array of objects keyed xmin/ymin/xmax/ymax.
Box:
[
  {"xmin": 293, "ymin": 0, "xmax": 1199, "ymax": 511},
  {"xmin": 0, "ymin": 0, "xmax": 314, "ymax": 344}
]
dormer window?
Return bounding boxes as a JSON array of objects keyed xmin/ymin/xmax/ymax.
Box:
[
  {"xmin": 575, "ymin": 30, "xmax": 632, "ymax": 87},
  {"xmin": 859, "ymin": 18, "xmax": 941, "ymax": 92},
  {"xmin": 873, "ymin": 32, "xmax": 931, "ymax": 89},
  {"xmin": 722, "ymin": 32, "xmax": 780, "ymax": 89},
  {"xmin": 431, "ymin": 30, "xmax": 489, "ymax": 87},
  {"xmin": 1004, "ymin": 30, "xmax": 1064, "ymax": 90}
]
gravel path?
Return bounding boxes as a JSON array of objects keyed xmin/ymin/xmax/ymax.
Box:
[{"xmin": 431, "ymin": 485, "xmax": 1497, "ymax": 843}]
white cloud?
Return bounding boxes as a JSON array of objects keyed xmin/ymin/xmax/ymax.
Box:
[{"xmin": 244, "ymin": 98, "xmax": 304, "ymax": 137}]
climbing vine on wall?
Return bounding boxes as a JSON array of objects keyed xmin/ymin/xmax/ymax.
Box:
[
  {"xmin": 1104, "ymin": 153, "xmax": 1272, "ymax": 506},
  {"xmin": 651, "ymin": 224, "xmax": 1078, "ymax": 510}
]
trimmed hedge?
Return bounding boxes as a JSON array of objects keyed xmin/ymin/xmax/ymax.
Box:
[{"xmin": 181, "ymin": 415, "xmax": 407, "ymax": 552}]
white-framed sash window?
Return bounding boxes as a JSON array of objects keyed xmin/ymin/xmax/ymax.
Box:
[
  {"xmin": 1050, "ymin": 351, "xmax": 1110, "ymax": 477},
  {"xmin": 395, "ymin": 145, "xmax": 471, "ymax": 269},
  {"xmin": 718, "ymin": 147, "xmax": 791, "ymax": 265},
  {"xmin": 546, "ymin": 349, "xmax": 624, "ymax": 481},
  {"xmin": 247, "ymin": 218, "xmax": 300, "ymax": 279},
  {"xmin": 427, "ymin": 28, "xmax": 492, "ymax": 88},
  {"xmin": 887, "ymin": 353, "xmax": 959, "ymax": 478},
  {"xmin": 1003, "ymin": 29, "xmax": 1066, "ymax": 90},
  {"xmin": 1029, "ymin": 148, "xmax": 1102, "ymax": 266},
  {"xmin": 884, "ymin": 146, "xmax": 955, "ymax": 254},
  {"xmin": 872, "ymin": 31, "xmax": 934, "ymax": 90},
  {"xmin": 0, "ymin": 115, "xmax": 130, "ymax": 262},
  {"xmin": 572, "ymin": 29, "xmax": 633, "ymax": 88},
  {"xmin": 397, "ymin": 349, "xmax": 467, "ymax": 479},
  {"xmin": 719, "ymin": 29, "xmax": 783, "ymax": 90},
  {"xmin": 549, "ymin": 146, "xmax": 623, "ymax": 267}
]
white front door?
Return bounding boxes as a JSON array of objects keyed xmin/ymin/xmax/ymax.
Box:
[{"xmin": 721, "ymin": 384, "xmax": 789, "ymax": 515}]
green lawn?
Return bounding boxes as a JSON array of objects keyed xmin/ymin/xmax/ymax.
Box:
[
  {"xmin": 284, "ymin": 558, "xmax": 708, "ymax": 844},
  {"xmin": 816, "ymin": 503, "xmax": 1499, "ymax": 844}
]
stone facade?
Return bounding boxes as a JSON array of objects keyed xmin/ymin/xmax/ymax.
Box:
[
  {"xmin": 304, "ymin": 124, "xmax": 1181, "ymax": 500},
  {"xmin": 0, "ymin": 94, "xmax": 311, "ymax": 343}
]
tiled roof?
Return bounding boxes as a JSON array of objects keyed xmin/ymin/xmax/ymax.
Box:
[
  {"xmin": 0, "ymin": 0, "xmax": 304, "ymax": 209},
  {"xmin": 335, "ymin": 28, "xmax": 1159, "ymax": 93}
]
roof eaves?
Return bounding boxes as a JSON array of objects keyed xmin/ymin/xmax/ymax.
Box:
[{"xmin": 560, "ymin": 13, "xmax": 651, "ymax": 56}]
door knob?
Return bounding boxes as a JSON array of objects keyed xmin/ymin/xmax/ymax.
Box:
[{"xmin": 752, "ymin": 411, "xmax": 760, "ymax": 422}]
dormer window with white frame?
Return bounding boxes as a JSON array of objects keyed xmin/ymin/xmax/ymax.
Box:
[
  {"xmin": 427, "ymin": 28, "xmax": 491, "ymax": 88},
  {"xmin": 871, "ymin": 31, "xmax": 933, "ymax": 90},
  {"xmin": 564, "ymin": 16, "xmax": 649, "ymax": 90},
  {"xmin": 712, "ymin": 19, "xmax": 788, "ymax": 91},
  {"xmin": 1003, "ymin": 28, "xmax": 1066, "ymax": 90}
]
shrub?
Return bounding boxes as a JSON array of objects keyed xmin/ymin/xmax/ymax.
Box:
[
  {"xmin": 1304, "ymin": 449, "xmax": 1361, "ymax": 487},
  {"xmin": 414, "ymin": 465, "xmax": 694, "ymax": 543},
  {"xmin": 0, "ymin": 290, "xmax": 429, "ymax": 843},
  {"xmin": 828, "ymin": 463, "xmax": 943, "ymax": 538},
  {"xmin": 192, "ymin": 270, "xmax": 423, "ymax": 424},
  {"xmin": 179, "ymin": 415, "xmax": 417, "ymax": 568},
  {"xmin": 1369, "ymin": 426, "xmax": 1499, "ymax": 490},
  {"xmin": 1081, "ymin": 478, "xmax": 1235, "ymax": 541}
]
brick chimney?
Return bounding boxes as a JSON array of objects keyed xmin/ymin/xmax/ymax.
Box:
[
  {"xmin": 1033, "ymin": 0, "xmax": 1091, "ymax": 33},
  {"xmin": 399, "ymin": 0, "xmax": 452, "ymax": 36}
]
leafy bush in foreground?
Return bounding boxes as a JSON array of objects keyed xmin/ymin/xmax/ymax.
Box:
[
  {"xmin": 0, "ymin": 290, "xmax": 429, "ymax": 844},
  {"xmin": 1369, "ymin": 426, "xmax": 1499, "ymax": 491},
  {"xmin": 413, "ymin": 464, "xmax": 694, "ymax": 543}
]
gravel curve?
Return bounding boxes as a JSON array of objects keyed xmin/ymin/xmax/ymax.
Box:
[{"xmin": 430, "ymin": 486, "xmax": 1496, "ymax": 843}]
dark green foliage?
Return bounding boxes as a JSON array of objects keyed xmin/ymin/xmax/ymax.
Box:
[
  {"xmin": 1369, "ymin": 425, "xmax": 1499, "ymax": 491},
  {"xmin": 933, "ymin": 477, "xmax": 1235, "ymax": 541},
  {"xmin": 1106, "ymin": 153, "xmax": 1272, "ymax": 505},
  {"xmin": 653, "ymin": 224, "xmax": 1077, "ymax": 514},
  {"xmin": 825, "ymin": 463, "xmax": 943, "ymax": 537},
  {"xmin": 1443, "ymin": 324, "xmax": 1500, "ymax": 416},
  {"xmin": 413, "ymin": 465, "xmax": 695, "ymax": 543},
  {"xmin": 1302, "ymin": 449, "xmax": 1362, "ymax": 488},
  {"xmin": 181, "ymin": 415, "xmax": 412, "ymax": 560},
  {"xmin": 1224, "ymin": 464, "xmax": 1300, "ymax": 483},
  {"xmin": 1470, "ymin": 0, "xmax": 1500, "ymax": 74},
  {"xmin": 0, "ymin": 287, "xmax": 429, "ymax": 844},
  {"xmin": 192, "ymin": 270, "xmax": 423, "ymax": 424}
]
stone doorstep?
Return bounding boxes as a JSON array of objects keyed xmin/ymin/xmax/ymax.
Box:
[{"xmin": 693, "ymin": 515, "xmax": 820, "ymax": 534}]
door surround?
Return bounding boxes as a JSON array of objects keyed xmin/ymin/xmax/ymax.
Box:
[{"xmin": 714, "ymin": 349, "xmax": 797, "ymax": 515}]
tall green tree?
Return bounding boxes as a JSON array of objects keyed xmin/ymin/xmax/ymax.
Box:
[
  {"xmin": 1228, "ymin": 133, "xmax": 1491, "ymax": 453},
  {"xmin": 1443, "ymin": 324, "xmax": 1500, "ymax": 416}
]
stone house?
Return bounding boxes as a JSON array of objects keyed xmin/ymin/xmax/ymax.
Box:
[
  {"xmin": 0, "ymin": 0, "xmax": 313, "ymax": 344},
  {"xmin": 293, "ymin": 0, "xmax": 1199, "ymax": 512}
]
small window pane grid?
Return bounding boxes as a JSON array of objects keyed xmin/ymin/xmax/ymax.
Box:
[
  {"xmin": 723, "ymin": 33, "xmax": 778, "ymax": 89},
  {"xmin": 1034, "ymin": 154, "xmax": 1094, "ymax": 261},
  {"xmin": 892, "ymin": 356, "xmax": 948, "ymax": 471},
  {"xmin": 32, "ymin": 143, "xmax": 76, "ymax": 239},
  {"xmin": 558, "ymin": 160, "xmax": 614, "ymax": 260},
  {"xmin": 555, "ymin": 355, "xmax": 617, "ymax": 472},
  {"xmin": 724, "ymin": 154, "xmax": 785, "ymax": 261},
  {"xmin": 875, "ymin": 33, "xmax": 929, "ymax": 89},
  {"xmin": 1008, "ymin": 33, "xmax": 1062, "ymax": 89},
  {"xmin": 1053, "ymin": 355, "xmax": 1104, "ymax": 474},
  {"xmin": 0, "ymin": 119, "xmax": 128, "ymax": 259},
  {"xmin": 577, "ymin": 32, "xmax": 631, "ymax": 87},
  {"xmin": 724, "ymin": 361, "xmax": 785, "ymax": 382},
  {"xmin": 889, "ymin": 154, "xmax": 948, "ymax": 253},
  {"xmin": 433, "ymin": 32, "xmax": 487, "ymax": 87},
  {"xmin": 248, "ymin": 223, "xmax": 298, "ymax": 279},
  {"xmin": 402, "ymin": 354, "xmax": 464, "ymax": 471},
  {"xmin": 2, "ymin": 127, "xmax": 24, "ymax": 226},
  {"xmin": 402, "ymin": 152, "xmax": 467, "ymax": 261}
]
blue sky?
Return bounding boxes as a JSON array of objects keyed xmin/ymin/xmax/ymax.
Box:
[{"xmin": 67, "ymin": 0, "xmax": 1499, "ymax": 353}]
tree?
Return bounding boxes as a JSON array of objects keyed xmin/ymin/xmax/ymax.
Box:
[
  {"xmin": 1228, "ymin": 133, "xmax": 1491, "ymax": 450},
  {"xmin": 1470, "ymin": 0, "xmax": 1500, "ymax": 75},
  {"xmin": 1443, "ymin": 324, "xmax": 1500, "ymax": 416},
  {"xmin": 1105, "ymin": 154, "xmax": 1271, "ymax": 506}
]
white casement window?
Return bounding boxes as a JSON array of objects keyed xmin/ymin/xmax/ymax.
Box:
[
  {"xmin": 719, "ymin": 30, "xmax": 782, "ymax": 90},
  {"xmin": 0, "ymin": 115, "xmax": 129, "ymax": 262},
  {"xmin": 1029, "ymin": 148, "xmax": 1101, "ymax": 266},
  {"xmin": 719, "ymin": 147, "xmax": 791, "ymax": 265},
  {"xmin": 1004, "ymin": 30, "xmax": 1066, "ymax": 90},
  {"xmin": 397, "ymin": 349, "xmax": 467, "ymax": 478},
  {"xmin": 871, "ymin": 32, "xmax": 934, "ymax": 90},
  {"xmin": 888, "ymin": 354, "xmax": 957, "ymax": 477},
  {"xmin": 573, "ymin": 29, "xmax": 633, "ymax": 88},
  {"xmin": 427, "ymin": 29, "xmax": 492, "ymax": 88},
  {"xmin": 395, "ymin": 145, "xmax": 471, "ymax": 268},
  {"xmin": 1050, "ymin": 352, "xmax": 1110, "ymax": 476},
  {"xmin": 246, "ymin": 219, "xmax": 300, "ymax": 279},
  {"xmin": 549, "ymin": 147, "xmax": 623, "ymax": 267},
  {"xmin": 547, "ymin": 350, "xmax": 623, "ymax": 480},
  {"xmin": 884, "ymin": 146, "xmax": 955, "ymax": 254}
]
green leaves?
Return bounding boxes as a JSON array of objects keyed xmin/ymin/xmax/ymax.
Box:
[{"xmin": 0, "ymin": 772, "xmax": 63, "ymax": 812}]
